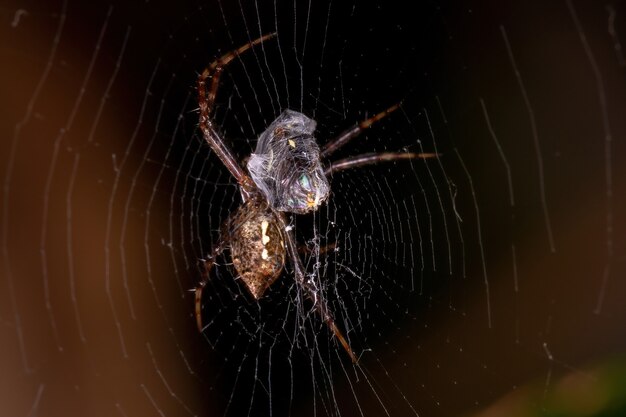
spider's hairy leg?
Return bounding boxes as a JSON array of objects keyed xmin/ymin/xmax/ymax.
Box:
[
  {"xmin": 277, "ymin": 212, "xmax": 358, "ymax": 363},
  {"xmin": 195, "ymin": 244, "xmax": 225, "ymax": 332},
  {"xmin": 199, "ymin": 32, "xmax": 277, "ymax": 115},
  {"xmin": 325, "ymin": 152, "xmax": 439, "ymax": 176},
  {"xmin": 320, "ymin": 102, "xmax": 401, "ymax": 158},
  {"xmin": 298, "ymin": 241, "xmax": 337, "ymax": 255},
  {"xmin": 197, "ymin": 33, "xmax": 277, "ymax": 192}
]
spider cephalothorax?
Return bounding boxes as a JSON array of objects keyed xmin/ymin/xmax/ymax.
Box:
[{"xmin": 194, "ymin": 33, "xmax": 435, "ymax": 363}]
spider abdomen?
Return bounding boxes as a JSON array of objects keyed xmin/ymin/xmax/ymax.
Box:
[{"xmin": 228, "ymin": 200, "xmax": 285, "ymax": 299}]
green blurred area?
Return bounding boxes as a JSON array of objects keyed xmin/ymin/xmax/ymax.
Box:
[{"xmin": 472, "ymin": 356, "xmax": 626, "ymax": 417}]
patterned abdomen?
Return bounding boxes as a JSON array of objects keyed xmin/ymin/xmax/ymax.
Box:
[{"xmin": 229, "ymin": 200, "xmax": 285, "ymax": 299}]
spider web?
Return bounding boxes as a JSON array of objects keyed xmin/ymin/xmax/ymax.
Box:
[{"xmin": 2, "ymin": 0, "xmax": 626, "ymax": 416}]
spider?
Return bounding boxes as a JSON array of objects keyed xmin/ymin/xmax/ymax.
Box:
[{"xmin": 194, "ymin": 33, "xmax": 435, "ymax": 363}]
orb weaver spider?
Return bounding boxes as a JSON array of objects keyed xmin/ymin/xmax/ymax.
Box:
[{"xmin": 194, "ymin": 33, "xmax": 435, "ymax": 363}]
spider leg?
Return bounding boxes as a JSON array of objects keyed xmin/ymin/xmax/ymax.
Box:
[
  {"xmin": 324, "ymin": 151, "xmax": 438, "ymax": 176},
  {"xmin": 195, "ymin": 243, "xmax": 226, "ymax": 332},
  {"xmin": 199, "ymin": 33, "xmax": 276, "ymax": 115},
  {"xmin": 298, "ymin": 241, "xmax": 337, "ymax": 255},
  {"xmin": 197, "ymin": 33, "xmax": 276, "ymax": 192},
  {"xmin": 277, "ymin": 212, "xmax": 358, "ymax": 363},
  {"xmin": 320, "ymin": 102, "xmax": 401, "ymax": 158}
]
